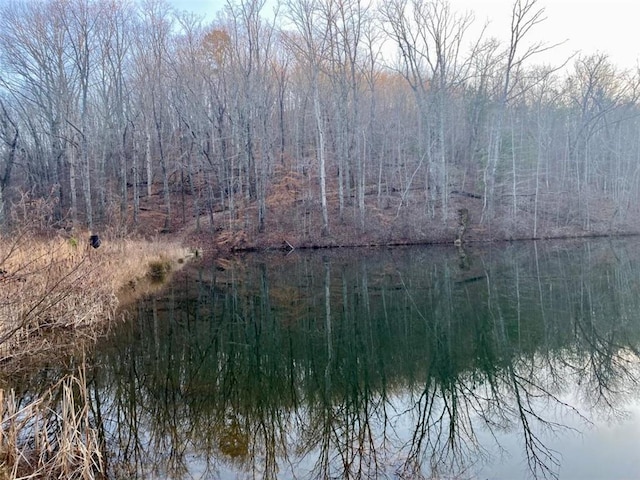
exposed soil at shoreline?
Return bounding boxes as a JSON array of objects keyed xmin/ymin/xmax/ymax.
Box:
[{"xmin": 128, "ymin": 183, "xmax": 640, "ymax": 257}]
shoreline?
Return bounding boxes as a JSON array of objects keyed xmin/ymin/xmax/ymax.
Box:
[
  {"xmin": 194, "ymin": 227, "xmax": 640, "ymax": 255},
  {"xmin": 0, "ymin": 233, "xmax": 194, "ymax": 377}
]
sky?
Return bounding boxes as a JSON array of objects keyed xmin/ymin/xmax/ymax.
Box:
[
  {"xmin": 460, "ymin": 0, "xmax": 640, "ymax": 70},
  {"xmin": 167, "ymin": 0, "xmax": 640, "ymax": 71}
]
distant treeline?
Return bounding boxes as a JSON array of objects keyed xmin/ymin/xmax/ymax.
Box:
[{"xmin": 0, "ymin": 0, "xmax": 638, "ymax": 241}]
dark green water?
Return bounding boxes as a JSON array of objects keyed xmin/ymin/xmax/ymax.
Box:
[{"xmin": 58, "ymin": 240, "xmax": 640, "ymax": 478}]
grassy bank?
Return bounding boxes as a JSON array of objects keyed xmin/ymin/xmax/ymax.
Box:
[
  {"xmin": 0, "ymin": 231, "xmax": 193, "ymax": 478},
  {"xmin": 0, "ymin": 231, "xmax": 192, "ymax": 372}
]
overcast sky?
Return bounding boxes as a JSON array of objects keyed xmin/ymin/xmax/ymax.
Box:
[
  {"xmin": 463, "ymin": 0, "xmax": 639, "ymax": 70},
  {"xmin": 166, "ymin": 0, "xmax": 640, "ymax": 70}
]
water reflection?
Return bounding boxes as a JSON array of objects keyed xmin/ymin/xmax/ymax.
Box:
[{"xmin": 87, "ymin": 240, "xmax": 640, "ymax": 478}]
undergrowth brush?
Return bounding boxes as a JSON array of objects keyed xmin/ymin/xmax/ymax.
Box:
[
  {"xmin": 0, "ymin": 231, "xmax": 190, "ymax": 370},
  {"xmin": 0, "ymin": 230, "xmax": 192, "ymax": 478},
  {"xmin": 0, "ymin": 362, "xmax": 100, "ymax": 479}
]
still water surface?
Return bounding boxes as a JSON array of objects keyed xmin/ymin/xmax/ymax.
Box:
[{"xmin": 81, "ymin": 240, "xmax": 640, "ymax": 477}]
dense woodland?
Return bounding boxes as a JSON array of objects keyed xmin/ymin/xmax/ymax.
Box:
[{"xmin": 1, "ymin": 0, "xmax": 639, "ymax": 247}]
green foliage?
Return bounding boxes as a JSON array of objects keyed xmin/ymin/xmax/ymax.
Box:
[{"xmin": 146, "ymin": 259, "xmax": 172, "ymax": 283}]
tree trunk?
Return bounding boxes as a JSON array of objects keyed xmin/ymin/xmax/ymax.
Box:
[
  {"xmin": 133, "ymin": 136, "xmax": 140, "ymax": 226},
  {"xmin": 0, "ymin": 181, "xmax": 4, "ymax": 227},
  {"xmin": 69, "ymin": 147, "xmax": 78, "ymax": 227},
  {"xmin": 313, "ymin": 78, "xmax": 329, "ymax": 236},
  {"xmin": 145, "ymin": 122, "xmax": 153, "ymax": 198}
]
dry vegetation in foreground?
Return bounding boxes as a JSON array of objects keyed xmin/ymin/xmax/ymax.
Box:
[
  {"xmin": 0, "ymin": 230, "xmax": 192, "ymax": 371},
  {"xmin": 0, "ymin": 229, "xmax": 193, "ymax": 479},
  {"xmin": 0, "ymin": 361, "xmax": 100, "ymax": 479}
]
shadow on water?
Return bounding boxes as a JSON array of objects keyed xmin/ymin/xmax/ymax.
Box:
[{"xmin": 12, "ymin": 238, "xmax": 640, "ymax": 479}]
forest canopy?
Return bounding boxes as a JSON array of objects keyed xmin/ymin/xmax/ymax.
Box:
[{"xmin": 0, "ymin": 0, "xmax": 639, "ymax": 246}]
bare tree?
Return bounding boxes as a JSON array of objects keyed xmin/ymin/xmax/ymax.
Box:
[
  {"xmin": 381, "ymin": 0, "xmax": 479, "ymax": 222},
  {"xmin": 225, "ymin": 0, "xmax": 279, "ymax": 233},
  {"xmin": 61, "ymin": 0, "xmax": 102, "ymax": 230},
  {"xmin": 134, "ymin": 0, "xmax": 175, "ymax": 230},
  {"xmin": 483, "ymin": 0, "xmax": 552, "ymax": 223},
  {"xmin": 0, "ymin": 100, "xmax": 19, "ymax": 227},
  {"xmin": 0, "ymin": 0, "xmax": 76, "ymax": 222},
  {"xmin": 284, "ymin": 0, "xmax": 332, "ymax": 235},
  {"xmin": 93, "ymin": 0, "xmax": 137, "ymax": 228},
  {"xmin": 564, "ymin": 54, "xmax": 634, "ymax": 230}
]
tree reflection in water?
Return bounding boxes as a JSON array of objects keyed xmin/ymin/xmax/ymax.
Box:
[{"xmin": 15, "ymin": 238, "xmax": 640, "ymax": 479}]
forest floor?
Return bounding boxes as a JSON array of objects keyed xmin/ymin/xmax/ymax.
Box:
[{"xmin": 129, "ymin": 179, "xmax": 640, "ymax": 257}]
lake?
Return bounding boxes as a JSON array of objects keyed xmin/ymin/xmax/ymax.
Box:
[{"xmin": 25, "ymin": 239, "xmax": 640, "ymax": 479}]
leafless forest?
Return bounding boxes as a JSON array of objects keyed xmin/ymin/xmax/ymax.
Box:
[{"xmin": 1, "ymin": 0, "xmax": 639, "ymax": 247}]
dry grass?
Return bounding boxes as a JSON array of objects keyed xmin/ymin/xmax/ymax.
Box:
[
  {"xmin": 0, "ymin": 361, "xmax": 102, "ymax": 479},
  {"xmin": 0, "ymin": 230, "xmax": 194, "ymax": 478},
  {"xmin": 0, "ymin": 230, "xmax": 193, "ymax": 371}
]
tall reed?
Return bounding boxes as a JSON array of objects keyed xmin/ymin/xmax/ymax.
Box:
[{"xmin": 0, "ymin": 360, "xmax": 102, "ymax": 479}]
